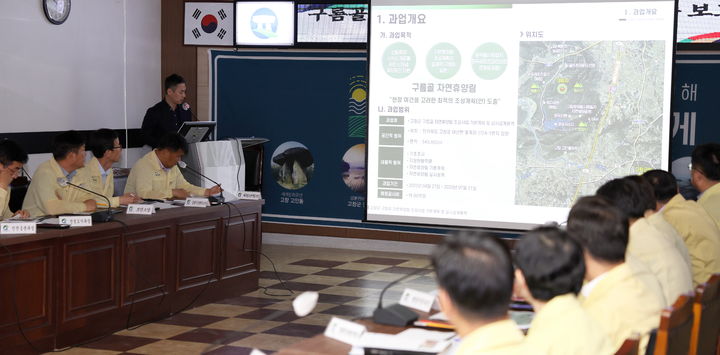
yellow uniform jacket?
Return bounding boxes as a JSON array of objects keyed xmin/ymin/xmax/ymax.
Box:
[
  {"xmin": 524, "ymin": 293, "xmax": 613, "ymax": 355},
  {"xmin": 22, "ymin": 159, "xmax": 91, "ymax": 217},
  {"xmin": 456, "ymin": 319, "xmax": 524, "ymax": 355},
  {"xmin": 698, "ymin": 183, "xmax": 720, "ymax": 231},
  {"xmin": 0, "ymin": 187, "xmax": 12, "ymax": 220},
  {"xmin": 124, "ymin": 151, "xmax": 205, "ymax": 199},
  {"xmin": 579, "ymin": 262, "xmax": 664, "ymax": 354},
  {"xmin": 662, "ymin": 194, "xmax": 720, "ymax": 285},
  {"xmin": 77, "ymin": 157, "xmax": 120, "ymax": 208},
  {"xmin": 628, "ymin": 217, "xmax": 693, "ymax": 306}
]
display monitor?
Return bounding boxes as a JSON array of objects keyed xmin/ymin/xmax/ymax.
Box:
[
  {"xmin": 178, "ymin": 121, "xmax": 216, "ymax": 144},
  {"xmin": 235, "ymin": 1, "xmax": 295, "ymax": 46},
  {"xmin": 677, "ymin": 0, "xmax": 720, "ymax": 49},
  {"xmin": 296, "ymin": 4, "xmax": 368, "ymax": 43},
  {"xmin": 366, "ymin": 0, "xmax": 677, "ymax": 230}
]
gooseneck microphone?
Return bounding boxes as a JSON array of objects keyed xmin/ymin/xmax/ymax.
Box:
[
  {"xmin": 177, "ymin": 161, "xmax": 224, "ymax": 203},
  {"xmin": 56, "ymin": 177, "xmax": 113, "ymax": 222},
  {"xmin": 372, "ymin": 264, "xmax": 431, "ymax": 326},
  {"xmin": 181, "ymin": 102, "xmax": 199, "ymax": 121}
]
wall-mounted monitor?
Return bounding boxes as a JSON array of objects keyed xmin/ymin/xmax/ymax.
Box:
[
  {"xmin": 296, "ymin": 4, "xmax": 368, "ymax": 44},
  {"xmin": 235, "ymin": 1, "xmax": 295, "ymax": 46},
  {"xmin": 677, "ymin": 0, "xmax": 720, "ymax": 50}
]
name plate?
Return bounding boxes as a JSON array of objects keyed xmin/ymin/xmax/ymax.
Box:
[
  {"xmin": 324, "ymin": 317, "xmax": 366, "ymax": 345},
  {"xmin": 185, "ymin": 197, "xmax": 210, "ymax": 208},
  {"xmin": 238, "ymin": 191, "xmax": 262, "ymax": 200},
  {"xmin": 59, "ymin": 215, "xmax": 93, "ymax": 227},
  {"xmin": 126, "ymin": 204, "xmax": 154, "ymax": 215},
  {"xmin": 399, "ymin": 288, "xmax": 436, "ymax": 312},
  {"xmin": 0, "ymin": 222, "xmax": 37, "ymax": 235}
]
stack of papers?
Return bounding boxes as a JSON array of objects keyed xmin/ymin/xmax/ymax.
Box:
[{"xmin": 150, "ymin": 201, "xmax": 180, "ymax": 209}]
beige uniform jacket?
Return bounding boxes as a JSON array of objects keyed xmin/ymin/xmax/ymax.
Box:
[
  {"xmin": 579, "ymin": 262, "xmax": 665, "ymax": 354},
  {"xmin": 628, "ymin": 217, "xmax": 694, "ymax": 306},
  {"xmin": 523, "ymin": 293, "xmax": 613, "ymax": 355},
  {"xmin": 0, "ymin": 187, "xmax": 12, "ymax": 220},
  {"xmin": 698, "ymin": 183, "xmax": 720, "ymax": 231},
  {"xmin": 124, "ymin": 151, "xmax": 205, "ymax": 199},
  {"xmin": 646, "ymin": 211, "xmax": 692, "ymax": 271},
  {"xmin": 662, "ymin": 194, "xmax": 720, "ymax": 285},
  {"xmin": 22, "ymin": 159, "xmax": 90, "ymax": 217},
  {"xmin": 456, "ymin": 319, "xmax": 524, "ymax": 355},
  {"xmin": 78, "ymin": 157, "xmax": 120, "ymax": 208}
]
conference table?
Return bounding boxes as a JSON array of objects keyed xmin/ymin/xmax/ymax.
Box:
[
  {"xmin": 276, "ymin": 318, "xmax": 421, "ymax": 355},
  {"xmin": 0, "ymin": 199, "xmax": 263, "ymax": 354},
  {"xmin": 276, "ymin": 303, "xmax": 532, "ymax": 354}
]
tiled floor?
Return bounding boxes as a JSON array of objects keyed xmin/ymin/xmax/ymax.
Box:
[{"xmin": 49, "ymin": 243, "xmax": 435, "ymax": 354}]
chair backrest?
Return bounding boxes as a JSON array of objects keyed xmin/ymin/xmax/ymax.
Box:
[
  {"xmin": 654, "ymin": 293, "xmax": 694, "ymax": 355},
  {"xmin": 690, "ymin": 274, "xmax": 720, "ymax": 355},
  {"xmin": 616, "ymin": 334, "xmax": 640, "ymax": 355}
]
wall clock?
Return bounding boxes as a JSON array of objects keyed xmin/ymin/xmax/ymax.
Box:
[{"xmin": 43, "ymin": 0, "xmax": 71, "ymax": 25}]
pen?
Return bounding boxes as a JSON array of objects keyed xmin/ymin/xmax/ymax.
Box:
[{"xmin": 413, "ymin": 320, "xmax": 455, "ymax": 330}]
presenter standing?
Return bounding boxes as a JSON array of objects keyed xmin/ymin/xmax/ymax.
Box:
[{"xmin": 141, "ymin": 74, "xmax": 192, "ymax": 148}]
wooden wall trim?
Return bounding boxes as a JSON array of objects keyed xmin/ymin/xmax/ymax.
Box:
[
  {"xmin": 162, "ymin": 0, "xmax": 234, "ymax": 120},
  {"xmin": 262, "ymin": 222, "xmax": 518, "ymax": 249},
  {"xmin": 262, "ymin": 222, "xmax": 445, "ymax": 244}
]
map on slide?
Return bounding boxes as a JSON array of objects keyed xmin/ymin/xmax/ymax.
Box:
[{"xmin": 516, "ymin": 41, "xmax": 666, "ymax": 208}]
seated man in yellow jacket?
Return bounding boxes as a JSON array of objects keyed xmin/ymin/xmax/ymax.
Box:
[
  {"xmin": 567, "ymin": 196, "xmax": 665, "ymax": 354},
  {"xmin": 432, "ymin": 231, "xmax": 523, "ymax": 355},
  {"xmin": 0, "ymin": 139, "xmax": 30, "ymax": 220},
  {"xmin": 514, "ymin": 225, "xmax": 613, "ymax": 355},
  {"xmin": 22, "ymin": 131, "xmax": 97, "ymax": 217},
  {"xmin": 643, "ymin": 169, "xmax": 720, "ymax": 286},
  {"xmin": 82, "ymin": 129, "xmax": 141, "ymax": 207},
  {"xmin": 596, "ymin": 176, "xmax": 693, "ymax": 306},
  {"xmin": 125, "ymin": 133, "xmax": 221, "ymax": 200},
  {"xmin": 690, "ymin": 143, "xmax": 720, "ymax": 228}
]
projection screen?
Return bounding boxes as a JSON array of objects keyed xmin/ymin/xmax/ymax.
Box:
[{"xmin": 366, "ymin": 0, "xmax": 677, "ymax": 230}]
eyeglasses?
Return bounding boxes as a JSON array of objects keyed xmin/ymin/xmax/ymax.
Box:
[{"xmin": 112, "ymin": 146, "xmax": 123, "ymax": 150}]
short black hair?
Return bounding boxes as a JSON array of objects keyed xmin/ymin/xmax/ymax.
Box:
[
  {"xmin": 432, "ymin": 231, "xmax": 513, "ymax": 321},
  {"xmin": 596, "ymin": 177, "xmax": 654, "ymax": 219},
  {"xmin": 87, "ymin": 129, "xmax": 119, "ymax": 159},
  {"xmin": 0, "ymin": 139, "xmax": 28, "ymax": 166},
  {"xmin": 164, "ymin": 74, "xmax": 186, "ymax": 92},
  {"xmin": 156, "ymin": 132, "xmax": 188, "ymax": 154},
  {"xmin": 567, "ymin": 195, "xmax": 628, "ymax": 263},
  {"xmin": 642, "ymin": 169, "xmax": 678, "ymax": 204},
  {"xmin": 515, "ymin": 226, "xmax": 585, "ymax": 302},
  {"xmin": 691, "ymin": 143, "xmax": 720, "ymax": 181},
  {"xmin": 52, "ymin": 131, "xmax": 85, "ymax": 160}
]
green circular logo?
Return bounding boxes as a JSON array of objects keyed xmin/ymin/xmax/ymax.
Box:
[
  {"xmin": 382, "ymin": 42, "xmax": 416, "ymax": 79},
  {"xmin": 471, "ymin": 42, "xmax": 507, "ymax": 80},
  {"xmin": 426, "ymin": 42, "xmax": 461, "ymax": 79}
]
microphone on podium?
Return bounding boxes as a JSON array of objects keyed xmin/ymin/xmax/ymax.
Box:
[
  {"xmin": 176, "ymin": 161, "xmax": 224, "ymax": 203},
  {"xmin": 56, "ymin": 177, "xmax": 113, "ymax": 222},
  {"xmin": 181, "ymin": 102, "xmax": 199, "ymax": 121}
]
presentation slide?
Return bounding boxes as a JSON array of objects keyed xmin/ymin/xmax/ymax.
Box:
[{"xmin": 366, "ymin": 0, "xmax": 676, "ymax": 230}]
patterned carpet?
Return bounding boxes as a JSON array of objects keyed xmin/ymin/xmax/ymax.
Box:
[{"xmin": 48, "ymin": 244, "xmax": 435, "ymax": 354}]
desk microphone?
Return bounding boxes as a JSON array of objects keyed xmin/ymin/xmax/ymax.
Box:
[
  {"xmin": 56, "ymin": 177, "xmax": 113, "ymax": 222},
  {"xmin": 176, "ymin": 161, "xmax": 224, "ymax": 203},
  {"xmin": 372, "ymin": 264, "xmax": 431, "ymax": 326}
]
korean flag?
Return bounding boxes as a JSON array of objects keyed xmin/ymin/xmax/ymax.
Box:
[{"xmin": 184, "ymin": 2, "xmax": 234, "ymax": 46}]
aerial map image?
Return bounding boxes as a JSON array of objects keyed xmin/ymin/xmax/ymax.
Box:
[{"xmin": 516, "ymin": 40, "xmax": 666, "ymax": 208}]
